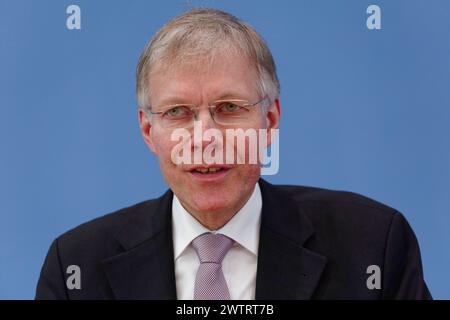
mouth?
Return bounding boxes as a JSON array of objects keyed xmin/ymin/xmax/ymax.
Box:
[
  {"xmin": 192, "ymin": 167, "xmax": 227, "ymax": 174},
  {"xmin": 187, "ymin": 165, "xmax": 232, "ymax": 181}
]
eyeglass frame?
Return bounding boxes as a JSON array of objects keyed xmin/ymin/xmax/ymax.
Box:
[{"xmin": 146, "ymin": 95, "xmax": 271, "ymax": 128}]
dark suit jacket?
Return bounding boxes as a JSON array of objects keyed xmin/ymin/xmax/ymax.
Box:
[{"xmin": 35, "ymin": 179, "xmax": 431, "ymax": 299}]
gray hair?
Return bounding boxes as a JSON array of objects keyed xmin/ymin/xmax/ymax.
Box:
[{"xmin": 136, "ymin": 8, "xmax": 280, "ymax": 111}]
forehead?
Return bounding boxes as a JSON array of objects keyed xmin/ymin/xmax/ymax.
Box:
[{"xmin": 148, "ymin": 52, "xmax": 259, "ymax": 107}]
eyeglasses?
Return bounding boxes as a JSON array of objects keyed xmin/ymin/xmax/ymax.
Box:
[{"xmin": 147, "ymin": 96, "xmax": 270, "ymax": 129}]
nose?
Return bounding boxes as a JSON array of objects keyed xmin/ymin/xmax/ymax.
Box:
[
  {"xmin": 192, "ymin": 107, "xmax": 222, "ymax": 153},
  {"xmin": 195, "ymin": 107, "xmax": 218, "ymax": 131}
]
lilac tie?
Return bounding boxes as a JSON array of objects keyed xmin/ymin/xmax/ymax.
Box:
[{"xmin": 192, "ymin": 232, "xmax": 234, "ymax": 300}]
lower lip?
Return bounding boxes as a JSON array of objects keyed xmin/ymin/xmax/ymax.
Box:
[{"xmin": 189, "ymin": 168, "xmax": 230, "ymax": 181}]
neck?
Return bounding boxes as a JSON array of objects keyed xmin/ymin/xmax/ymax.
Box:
[{"xmin": 193, "ymin": 211, "xmax": 236, "ymax": 230}]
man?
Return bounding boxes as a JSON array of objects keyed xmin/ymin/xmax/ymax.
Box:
[{"xmin": 36, "ymin": 8, "xmax": 431, "ymax": 300}]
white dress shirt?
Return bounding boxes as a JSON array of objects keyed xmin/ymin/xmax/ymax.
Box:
[{"xmin": 172, "ymin": 182, "xmax": 262, "ymax": 300}]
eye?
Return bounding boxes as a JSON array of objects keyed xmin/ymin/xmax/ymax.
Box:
[
  {"xmin": 217, "ymin": 102, "xmax": 243, "ymax": 113},
  {"xmin": 164, "ymin": 106, "xmax": 190, "ymax": 118}
]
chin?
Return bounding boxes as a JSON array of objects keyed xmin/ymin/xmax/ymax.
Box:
[{"xmin": 190, "ymin": 194, "xmax": 232, "ymax": 214}]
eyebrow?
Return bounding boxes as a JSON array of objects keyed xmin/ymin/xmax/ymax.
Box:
[
  {"xmin": 156, "ymin": 91, "xmax": 252, "ymax": 108},
  {"xmin": 214, "ymin": 91, "xmax": 251, "ymax": 101}
]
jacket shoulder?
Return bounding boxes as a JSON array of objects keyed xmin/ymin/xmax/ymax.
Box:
[
  {"xmin": 56, "ymin": 197, "xmax": 161, "ymax": 255},
  {"xmin": 268, "ymin": 182, "xmax": 401, "ymax": 248},
  {"xmin": 275, "ymin": 183, "xmax": 398, "ymax": 220}
]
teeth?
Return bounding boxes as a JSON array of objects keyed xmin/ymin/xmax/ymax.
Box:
[{"xmin": 194, "ymin": 168, "xmax": 223, "ymax": 174}]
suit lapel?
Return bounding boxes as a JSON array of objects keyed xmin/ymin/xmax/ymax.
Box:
[
  {"xmin": 255, "ymin": 179, "xmax": 327, "ymax": 299},
  {"xmin": 100, "ymin": 179, "xmax": 327, "ymax": 300},
  {"xmin": 101, "ymin": 190, "xmax": 177, "ymax": 299}
]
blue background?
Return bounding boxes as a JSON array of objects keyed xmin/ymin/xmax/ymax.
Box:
[{"xmin": 1, "ymin": 0, "xmax": 449, "ymax": 299}]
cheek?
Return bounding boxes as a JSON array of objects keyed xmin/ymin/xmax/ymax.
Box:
[
  {"xmin": 152, "ymin": 128, "xmax": 169, "ymax": 152},
  {"xmin": 152, "ymin": 131, "xmax": 178, "ymax": 165},
  {"xmin": 232, "ymin": 164, "xmax": 260, "ymax": 183},
  {"xmin": 230, "ymin": 122, "xmax": 267, "ymax": 165},
  {"xmin": 226, "ymin": 165, "xmax": 260, "ymax": 200}
]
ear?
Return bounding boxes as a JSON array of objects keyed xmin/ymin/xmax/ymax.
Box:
[
  {"xmin": 138, "ymin": 108, "xmax": 158, "ymax": 155},
  {"xmin": 264, "ymin": 98, "xmax": 281, "ymax": 147}
]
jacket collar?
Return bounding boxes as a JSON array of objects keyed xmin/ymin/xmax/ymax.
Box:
[
  {"xmin": 101, "ymin": 189, "xmax": 177, "ymax": 299},
  {"xmin": 101, "ymin": 179, "xmax": 327, "ymax": 299},
  {"xmin": 255, "ymin": 178, "xmax": 327, "ymax": 299}
]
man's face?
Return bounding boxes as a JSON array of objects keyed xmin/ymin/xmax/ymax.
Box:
[{"xmin": 139, "ymin": 52, "xmax": 280, "ymax": 219}]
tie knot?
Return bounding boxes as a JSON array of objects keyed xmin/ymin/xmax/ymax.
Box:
[{"xmin": 192, "ymin": 233, "xmax": 234, "ymax": 264}]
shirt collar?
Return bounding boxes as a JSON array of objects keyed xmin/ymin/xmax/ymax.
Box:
[{"xmin": 172, "ymin": 182, "xmax": 262, "ymax": 260}]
